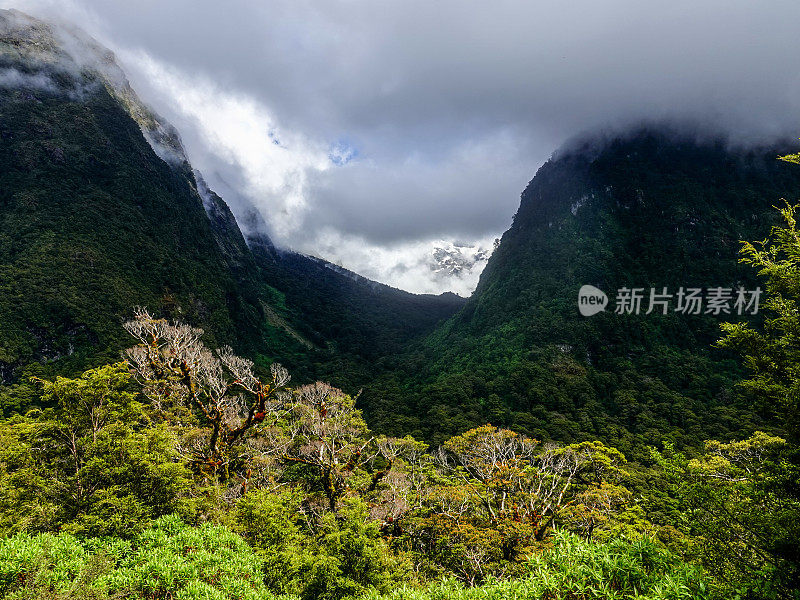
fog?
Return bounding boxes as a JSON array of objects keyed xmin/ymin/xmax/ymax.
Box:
[{"xmin": 4, "ymin": 0, "xmax": 800, "ymax": 293}]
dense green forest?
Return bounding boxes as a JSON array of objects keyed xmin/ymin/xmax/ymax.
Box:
[
  {"xmin": 1, "ymin": 201, "xmax": 799, "ymax": 598},
  {"xmin": 362, "ymin": 132, "xmax": 800, "ymax": 459},
  {"xmin": 2, "ymin": 10, "xmax": 800, "ymax": 599}
]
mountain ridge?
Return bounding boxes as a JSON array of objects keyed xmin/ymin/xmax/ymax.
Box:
[
  {"xmin": 363, "ymin": 128, "xmax": 800, "ymax": 454},
  {"xmin": 0, "ymin": 10, "xmax": 464, "ymax": 409},
  {"xmin": 5, "ymin": 9, "xmax": 800, "ymax": 459}
]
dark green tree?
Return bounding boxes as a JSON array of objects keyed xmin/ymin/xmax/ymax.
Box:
[
  {"xmin": 718, "ymin": 202, "xmax": 800, "ymax": 441},
  {"xmin": 683, "ymin": 186, "xmax": 800, "ymax": 598},
  {"xmin": 0, "ymin": 363, "xmax": 190, "ymax": 537}
]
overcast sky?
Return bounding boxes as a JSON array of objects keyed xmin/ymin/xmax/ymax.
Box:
[{"xmin": 5, "ymin": 0, "xmax": 800, "ymax": 294}]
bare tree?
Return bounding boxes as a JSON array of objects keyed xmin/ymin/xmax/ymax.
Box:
[
  {"xmin": 441, "ymin": 425, "xmax": 540, "ymax": 522},
  {"xmin": 281, "ymin": 382, "xmax": 395, "ymax": 511},
  {"xmin": 525, "ymin": 443, "xmax": 588, "ymax": 538},
  {"xmin": 367, "ymin": 436, "xmax": 430, "ymax": 526},
  {"xmin": 124, "ymin": 308, "xmax": 289, "ymax": 478},
  {"xmin": 438, "ymin": 426, "xmax": 625, "ymax": 539}
]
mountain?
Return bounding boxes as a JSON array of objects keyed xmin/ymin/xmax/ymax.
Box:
[
  {"xmin": 5, "ymin": 9, "xmax": 800, "ymax": 460},
  {"xmin": 364, "ymin": 129, "xmax": 800, "ymax": 457},
  {"xmin": 431, "ymin": 243, "xmax": 491, "ymax": 276},
  {"xmin": 0, "ymin": 10, "xmax": 462, "ymax": 410}
]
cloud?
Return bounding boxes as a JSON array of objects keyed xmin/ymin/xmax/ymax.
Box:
[
  {"xmin": 5, "ymin": 0, "xmax": 800, "ymax": 293},
  {"xmin": 0, "ymin": 67, "xmax": 56, "ymax": 91},
  {"xmin": 120, "ymin": 51, "xmax": 331, "ymax": 240},
  {"xmin": 307, "ymin": 231, "xmax": 497, "ymax": 296},
  {"xmin": 304, "ymin": 130, "xmax": 526, "ymax": 244},
  {"xmin": 115, "ymin": 50, "xmax": 505, "ymax": 293}
]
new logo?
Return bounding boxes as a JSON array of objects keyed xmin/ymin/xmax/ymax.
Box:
[{"xmin": 578, "ymin": 285, "xmax": 608, "ymax": 316}]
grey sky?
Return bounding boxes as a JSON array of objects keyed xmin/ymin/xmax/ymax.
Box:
[{"xmin": 5, "ymin": 0, "xmax": 800, "ymax": 293}]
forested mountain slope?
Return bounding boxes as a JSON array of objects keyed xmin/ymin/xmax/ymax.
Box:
[
  {"xmin": 0, "ymin": 9, "xmax": 462, "ymax": 410},
  {"xmin": 364, "ymin": 130, "xmax": 800, "ymax": 456},
  {"xmin": 4, "ymin": 8, "xmax": 800, "ymax": 461}
]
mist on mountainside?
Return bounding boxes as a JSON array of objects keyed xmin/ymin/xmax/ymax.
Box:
[{"xmin": 7, "ymin": 0, "xmax": 800, "ymax": 295}]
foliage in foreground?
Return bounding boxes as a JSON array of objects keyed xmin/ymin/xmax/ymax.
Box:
[
  {"xmin": 0, "ymin": 525, "xmax": 711, "ymax": 600},
  {"xmin": 367, "ymin": 531, "xmax": 710, "ymax": 600},
  {"xmin": 0, "ymin": 515, "xmax": 278, "ymax": 600},
  {"xmin": 0, "ymin": 312, "xmax": 794, "ymax": 599}
]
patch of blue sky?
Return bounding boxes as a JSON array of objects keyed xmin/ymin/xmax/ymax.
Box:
[{"xmin": 329, "ymin": 140, "xmax": 358, "ymax": 166}]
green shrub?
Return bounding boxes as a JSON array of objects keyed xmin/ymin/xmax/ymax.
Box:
[
  {"xmin": 234, "ymin": 489, "xmax": 308, "ymax": 595},
  {"xmin": 0, "ymin": 532, "xmax": 110, "ymax": 599},
  {"xmin": 302, "ymin": 499, "xmax": 406, "ymax": 600},
  {"xmin": 0, "ymin": 516, "xmax": 294, "ymax": 600},
  {"xmin": 366, "ymin": 531, "xmax": 713, "ymax": 600},
  {"xmin": 103, "ymin": 515, "xmax": 274, "ymax": 599}
]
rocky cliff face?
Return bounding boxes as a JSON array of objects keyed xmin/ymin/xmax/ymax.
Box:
[{"xmin": 0, "ymin": 9, "xmax": 188, "ymax": 165}]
